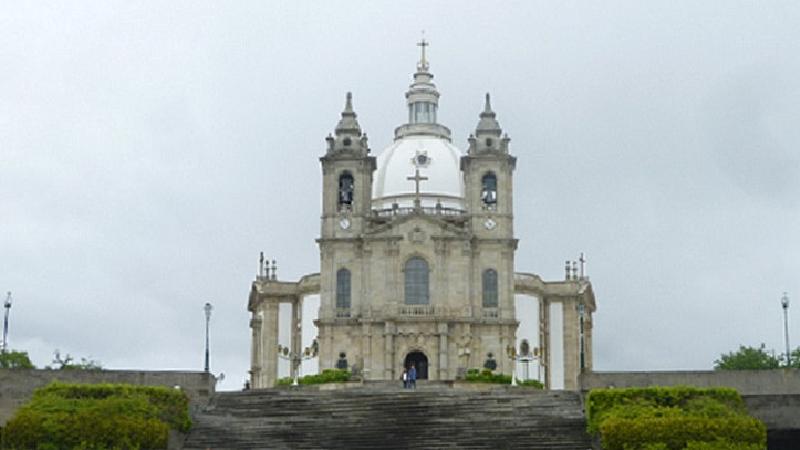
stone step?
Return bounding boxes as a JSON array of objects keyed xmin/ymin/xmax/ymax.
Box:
[{"xmin": 183, "ymin": 388, "xmax": 592, "ymax": 449}]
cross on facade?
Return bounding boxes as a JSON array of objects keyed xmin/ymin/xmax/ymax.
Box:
[{"xmin": 407, "ymin": 169, "xmax": 428, "ymax": 210}]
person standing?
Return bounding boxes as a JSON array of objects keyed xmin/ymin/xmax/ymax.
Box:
[
  {"xmin": 408, "ymin": 364, "xmax": 417, "ymax": 390},
  {"xmin": 402, "ymin": 368, "xmax": 408, "ymax": 389}
]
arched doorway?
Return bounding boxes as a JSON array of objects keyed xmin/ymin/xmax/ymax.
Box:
[{"xmin": 404, "ymin": 351, "xmax": 429, "ymax": 380}]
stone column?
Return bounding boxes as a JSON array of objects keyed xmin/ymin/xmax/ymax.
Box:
[
  {"xmin": 384, "ymin": 321, "xmax": 396, "ymax": 380},
  {"xmin": 541, "ymin": 298, "xmax": 551, "ymax": 390},
  {"xmin": 260, "ymin": 299, "xmax": 280, "ymax": 388},
  {"xmin": 437, "ymin": 322, "xmax": 449, "ymax": 380},
  {"xmin": 290, "ymin": 296, "xmax": 303, "ymax": 381},
  {"xmin": 249, "ymin": 312, "xmax": 263, "ymax": 388},
  {"xmin": 562, "ymin": 298, "xmax": 580, "ymax": 391}
]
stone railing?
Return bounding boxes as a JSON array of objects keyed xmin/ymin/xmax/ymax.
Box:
[
  {"xmin": 372, "ymin": 206, "xmax": 466, "ymax": 218},
  {"xmin": 482, "ymin": 307, "xmax": 499, "ymax": 319},
  {"xmin": 398, "ymin": 304, "xmax": 437, "ymax": 316},
  {"xmin": 321, "ymin": 305, "xmax": 479, "ymax": 320}
]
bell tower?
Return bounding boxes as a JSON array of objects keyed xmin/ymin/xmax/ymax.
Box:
[
  {"xmin": 461, "ymin": 93, "xmax": 516, "ymax": 236},
  {"xmin": 461, "ymin": 94, "xmax": 518, "ymax": 325},
  {"xmin": 320, "ymin": 92, "xmax": 376, "ymax": 238}
]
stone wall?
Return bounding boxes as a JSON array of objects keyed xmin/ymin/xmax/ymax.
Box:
[
  {"xmin": 580, "ymin": 369, "xmax": 800, "ymax": 396},
  {"xmin": 0, "ymin": 369, "xmax": 216, "ymax": 426},
  {"xmin": 580, "ymin": 369, "xmax": 800, "ymax": 444}
]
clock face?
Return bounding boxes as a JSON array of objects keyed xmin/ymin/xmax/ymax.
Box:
[
  {"xmin": 484, "ymin": 218, "xmax": 497, "ymax": 230},
  {"xmin": 339, "ymin": 217, "xmax": 351, "ymax": 230}
]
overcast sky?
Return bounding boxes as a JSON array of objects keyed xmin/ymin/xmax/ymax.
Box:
[{"xmin": 2, "ymin": 1, "xmax": 799, "ymax": 390}]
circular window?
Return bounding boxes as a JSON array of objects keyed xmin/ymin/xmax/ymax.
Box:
[
  {"xmin": 415, "ymin": 154, "xmax": 428, "ymax": 166},
  {"xmin": 343, "ymin": 137, "xmax": 352, "ymax": 146}
]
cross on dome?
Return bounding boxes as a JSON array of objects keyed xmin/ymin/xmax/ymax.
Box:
[{"xmin": 417, "ymin": 34, "xmax": 429, "ymax": 70}]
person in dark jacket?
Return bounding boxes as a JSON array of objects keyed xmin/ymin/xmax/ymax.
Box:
[{"xmin": 408, "ymin": 364, "xmax": 417, "ymax": 389}]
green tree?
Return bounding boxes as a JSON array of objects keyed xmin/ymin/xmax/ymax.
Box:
[
  {"xmin": 51, "ymin": 349, "xmax": 103, "ymax": 370},
  {"xmin": 714, "ymin": 344, "xmax": 781, "ymax": 370},
  {"xmin": 787, "ymin": 347, "xmax": 800, "ymax": 368},
  {"xmin": 0, "ymin": 350, "xmax": 35, "ymax": 369}
]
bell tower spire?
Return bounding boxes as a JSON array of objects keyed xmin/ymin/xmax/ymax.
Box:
[{"xmin": 326, "ymin": 92, "xmax": 368, "ymax": 156}]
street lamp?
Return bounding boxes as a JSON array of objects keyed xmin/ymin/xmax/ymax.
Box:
[
  {"xmin": 204, "ymin": 302, "xmax": 213, "ymax": 373},
  {"xmin": 578, "ymin": 302, "xmax": 586, "ymax": 371},
  {"xmin": 278, "ymin": 339, "xmax": 320, "ymax": 386},
  {"xmin": 781, "ymin": 292, "xmax": 790, "ymax": 367},
  {"xmin": 2, "ymin": 292, "xmax": 11, "ymax": 354}
]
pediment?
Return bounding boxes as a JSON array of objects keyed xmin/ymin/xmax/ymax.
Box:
[{"xmin": 364, "ymin": 212, "xmax": 470, "ymax": 241}]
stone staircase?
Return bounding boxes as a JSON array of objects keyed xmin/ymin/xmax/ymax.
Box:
[{"xmin": 182, "ymin": 383, "xmax": 592, "ymax": 449}]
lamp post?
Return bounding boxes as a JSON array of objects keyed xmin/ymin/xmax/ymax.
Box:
[
  {"xmin": 2, "ymin": 292, "xmax": 11, "ymax": 354},
  {"xmin": 204, "ymin": 302, "xmax": 213, "ymax": 373},
  {"xmin": 781, "ymin": 292, "xmax": 790, "ymax": 367},
  {"xmin": 278, "ymin": 339, "xmax": 320, "ymax": 386},
  {"xmin": 578, "ymin": 302, "xmax": 586, "ymax": 371}
]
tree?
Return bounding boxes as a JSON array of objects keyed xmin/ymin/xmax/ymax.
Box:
[
  {"xmin": 0, "ymin": 350, "xmax": 35, "ymax": 369},
  {"xmin": 714, "ymin": 344, "xmax": 781, "ymax": 370},
  {"xmin": 785, "ymin": 347, "xmax": 800, "ymax": 369},
  {"xmin": 51, "ymin": 349, "xmax": 102, "ymax": 371}
]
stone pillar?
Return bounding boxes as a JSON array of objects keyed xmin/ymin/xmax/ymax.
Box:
[
  {"xmin": 291, "ymin": 296, "xmax": 302, "ymax": 380},
  {"xmin": 541, "ymin": 298, "xmax": 551, "ymax": 389},
  {"xmin": 384, "ymin": 321, "xmax": 396, "ymax": 380},
  {"xmin": 249, "ymin": 312, "xmax": 263, "ymax": 388},
  {"xmin": 437, "ymin": 322, "xmax": 449, "ymax": 380},
  {"xmin": 260, "ymin": 299, "xmax": 280, "ymax": 388},
  {"xmin": 562, "ymin": 298, "xmax": 580, "ymax": 391}
]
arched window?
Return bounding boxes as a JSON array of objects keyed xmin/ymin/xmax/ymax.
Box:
[
  {"xmin": 482, "ymin": 269, "xmax": 498, "ymax": 307},
  {"xmin": 338, "ymin": 173, "xmax": 354, "ymax": 210},
  {"xmin": 336, "ymin": 268, "xmax": 351, "ymax": 309},
  {"xmin": 404, "ymin": 257, "xmax": 429, "ymax": 305},
  {"xmin": 481, "ymin": 173, "xmax": 497, "ymax": 209}
]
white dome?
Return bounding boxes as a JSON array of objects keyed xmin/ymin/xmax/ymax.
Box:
[{"xmin": 372, "ymin": 136, "xmax": 465, "ymax": 210}]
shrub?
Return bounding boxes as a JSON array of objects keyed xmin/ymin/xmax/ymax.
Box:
[
  {"xmin": 601, "ymin": 416, "xmax": 765, "ymax": 450},
  {"xmin": 586, "ymin": 386, "xmax": 766, "ymax": 450},
  {"xmin": 586, "ymin": 386, "xmax": 745, "ymax": 433},
  {"xmin": 463, "ymin": 368, "xmax": 544, "ymax": 388},
  {"xmin": 686, "ymin": 439, "xmax": 765, "ymax": 450},
  {"xmin": 2, "ymin": 382, "xmax": 191, "ymax": 450},
  {"xmin": 276, "ymin": 369, "xmax": 351, "ymax": 386}
]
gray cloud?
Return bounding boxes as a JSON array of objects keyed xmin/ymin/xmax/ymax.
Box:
[{"xmin": 2, "ymin": 1, "xmax": 799, "ymax": 389}]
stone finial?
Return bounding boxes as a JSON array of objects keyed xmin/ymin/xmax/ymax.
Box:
[
  {"xmin": 571, "ymin": 261, "xmax": 578, "ymax": 280},
  {"xmin": 271, "ymin": 260, "xmax": 277, "ymax": 281},
  {"xmin": 334, "ymin": 92, "xmax": 362, "ymax": 137},
  {"xmin": 259, "ymin": 252, "xmax": 265, "ymax": 278},
  {"xmin": 475, "ymin": 93, "xmax": 502, "ymax": 138},
  {"xmin": 565, "ymin": 260, "xmax": 572, "ymax": 280}
]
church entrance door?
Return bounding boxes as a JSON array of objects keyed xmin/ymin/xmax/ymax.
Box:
[{"xmin": 404, "ymin": 351, "xmax": 428, "ymax": 380}]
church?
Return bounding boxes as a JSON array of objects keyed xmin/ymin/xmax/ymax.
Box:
[{"xmin": 247, "ymin": 42, "xmax": 597, "ymax": 390}]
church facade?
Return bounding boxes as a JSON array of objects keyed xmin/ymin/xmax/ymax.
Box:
[{"xmin": 248, "ymin": 44, "xmax": 596, "ymax": 390}]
